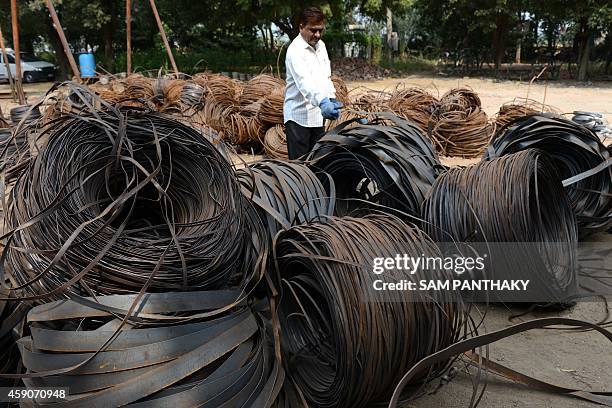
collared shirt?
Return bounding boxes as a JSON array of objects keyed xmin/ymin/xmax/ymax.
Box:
[{"xmin": 284, "ymin": 35, "xmax": 336, "ymax": 127}]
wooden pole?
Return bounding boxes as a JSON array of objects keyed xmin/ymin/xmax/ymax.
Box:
[
  {"xmin": 148, "ymin": 0, "xmax": 179, "ymax": 75},
  {"xmin": 45, "ymin": 0, "xmax": 81, "ymax": 82},
  {"xmin": 0, "ymin": 25, "xmax": 16, "ymax": 102},
  {"xmin": 126, "ymin": 0, "xmax": 132, "ymax": 75},
  {"xmin": 10, "ymin": 0, "xmax": 25, "ymax": 104}
]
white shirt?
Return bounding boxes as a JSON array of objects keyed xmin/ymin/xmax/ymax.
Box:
[{"xmin": 284, "ymin": 35, "xmax": 336, "ymax": 127}]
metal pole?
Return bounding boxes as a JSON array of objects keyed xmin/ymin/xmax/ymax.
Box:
[
  {"xmin": 0, "ymin": 25, "xmax": 16, "ymax": 102},
  {"xmin": 148, "ymin": 0, "xmax": 179, "ymax": 75},
  {"xmin": 126, "ymin": 0, "xmax": 132, "ymax": 75},
  {"xmin": 45, "ymin": 0, "xmax": 81, "ymax": 82},
  {"xmin": 10, "ymin": 0, "xmax": 25, "ymax": 104}
]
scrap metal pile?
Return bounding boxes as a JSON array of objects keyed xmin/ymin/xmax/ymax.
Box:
[
  {"xmin": 38, "ymin": 74, "xmax": 611, "ymax": 162},
  {"xmin": 0, "ymin": 81, "xmax": 610, "ymax": 407}
]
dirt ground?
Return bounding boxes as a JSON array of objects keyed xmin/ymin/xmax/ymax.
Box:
[{"xmin": 1, "ymin": 78, "xmax": 611, "ymax": 407}]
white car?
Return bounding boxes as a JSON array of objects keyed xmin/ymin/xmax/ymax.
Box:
[{"xmin": 0, "ymin": 49, "xmax": 56, "ymax": 83}]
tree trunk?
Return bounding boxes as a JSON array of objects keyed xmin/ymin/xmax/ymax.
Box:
[
  {"xmin": 102, "ymin": 0, "xmax": 117, "ymax": 67},
  {"xmin": 492, "ymin": 13, "xmax": 509, "ymax": 71},
  {"xmin": 268, "ymin": 25, "xmax": 274, "ymax": 50},
  {"xmin": 45, "ymin": 17, "xmax": 70, "ymax": 80},
  {"xmin": 576, "ymin": 18, "xmax": 590, "ymax": 81},
  {"xmin": 578, "ymin": 32, "xmax": 592, "ymax": 81},
  {"xmin": 386, "ymin": 8, "xmax": 392, "ymax": 62}
]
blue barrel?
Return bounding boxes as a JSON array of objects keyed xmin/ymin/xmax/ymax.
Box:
[{"xmin": 78, "ymin": 53, "xmax": 96, "ymax": 77}]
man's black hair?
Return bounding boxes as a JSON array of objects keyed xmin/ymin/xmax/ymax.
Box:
[{"xmin": 299, "ymin": 6, "xmax": 325, "ymax": 26}]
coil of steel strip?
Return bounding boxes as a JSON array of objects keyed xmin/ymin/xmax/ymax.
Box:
[
  {"xmin": 484, "ymin": 114, "xmax": 612, "ymax": 235},
  {"xmin": 0, "ymin": 288, "xmax": 27, "ymax": 388},
  {"xmin": 307, "ymin": 114, "xmax": 443, "ymax": 219},
  {"xmin": 3, "ymin": 86, "xmax": 267, "ymax": 302},
  {"xmin": 17, "ymin": 290, "xmax": 282, "ymax": 407},
  {"xmin": 237, "ymin": 159, "xmax": 335, "ymax": 239},
  {"xmin": 424, "ymin": 149, "xmax": 578, "ymax": 303},
  {"xmin": 271, "ymin": 214, "xmax": 468, "ymax": 408}
]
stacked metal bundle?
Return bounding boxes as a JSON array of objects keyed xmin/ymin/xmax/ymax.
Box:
[
  {"xmin": 4, "ymin": 95, "xmax": 267, "ymax": 301},
  {"xmin": 424, "ymin": 149, "xmax": 579, "ymax": 302},
  {"xmin": 493, "ymin": 98, "xmax": 559, "ymax": 132},
  {"xmin": 571, "ymin": 111, "xmax": 612, "ymax": 141},
  {"xmin": 20, "ymin": 291, "xmax": 282, "ymax": 406},
  {"xmin": 308, "ymin": 114, "xmax": 442, "ymax": 218},
  {"xmin": 387, "ymin": 86, "xmax": 439, "ymax": 133},
  {"xmin": 485, "ymin": 114, "xmax": 612, "ymax": 235},
  {"xmin": 429, "ymin": 87, "xmax": 492, "ymax": 158},
  {"xmin": 272, "ymin": 214, "xmax": 467, "ymax": 407}
]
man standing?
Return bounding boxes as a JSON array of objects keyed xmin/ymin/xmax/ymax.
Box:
[{"xmin": 284, "ymin": 6, "xmax": 342, "ymax": 160}]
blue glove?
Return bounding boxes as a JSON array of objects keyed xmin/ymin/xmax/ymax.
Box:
[
  {"xmin": 330, "ymin": 98, "xmax": 344, "ymax": 109},
  {"xmin": 319, "ymin": 97, "xmax": 341, "ymax": 120}
]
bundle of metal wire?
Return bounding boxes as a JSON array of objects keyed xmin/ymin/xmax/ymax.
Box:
[
  {"xmin": 4, "ymin": 95, "xmax": 266, "ymax": 302},
  {"xmin": 258, "ymin": 87, "xmax": 285, "ymax": 125},
  {"xmin": 271, "ymin": 214, "xmax": 466, "ymax": 408},
  {"xmin": 308, "ymin": 114, "xmax": 442, "ymax": 218},
  {"xmin": 18, "ymin": 290, "xmax": 283, "ymax": 407},
  {"xmin": 196, "ymin": 73, "xmax": 241, "ymax": 109},
  {"xmin": 122, "ymin": 75, "xmax": 155, "ymax": 100},
  {"xmin": 571, "ymin": 111, "xmax": 612, "ymax": 140},
  {"xmin": 150, "ymin": 78, "xmax": 186, "ymax": 113},
  {"xmin": 223, "ymin": 112, "xmax": 266, "ymax": 145},
  {"xmin": 331, "ymin": 75, "xmax": 349, "ymax": 105},
  {"xmin": 388, "ymin": 86, "xmax": 439, "ymax": 133},
  {"xmin": 0, "ymin": 128, "xmax": 28, "ymax": 171},
  {"xmin": 485, "ymin": 114, "xmax": 612, "ymax": 235},
  {"xmin": 0, "ymin": 289, "xmax": 27, "ymax": 387},
  {"xmin": 238, "ymin": 74, "xmax": 285, "ymax": 106},
  {"xmin": 179, "ymin": 82, "xmax": 206, "ymax": 110},
  {"xmin": 494, "ymin": 98, "xmax": 559, "ymax": 132},
  {"xmin": 263, "ymin": 124, "xmax": 288, "ymax": 159},
  {"xmin": 237, "ymin": 160, "xmax": 335, "ymax": 239},
  {"xmin": 439, "ymin": 87, "xmax": 481, "ymax": 112},
  {"xmin": 423, "ymin": 149, "xmax": 578, "ymax": 302},
  {"xmin": 10, "ymin": 105, "xmax": 42, "ymax": 127},
  {"xmin": 430, "ymin": 106, "xmax": 492, "ymax": 157},
  {"xmin": 351, "ymin": 89, "xmax": 391, "ymax": 112}
]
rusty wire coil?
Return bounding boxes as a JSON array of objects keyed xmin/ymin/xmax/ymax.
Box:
[
  {"xmin": 241, "ymin": 99, "xmax": 264, "ymax": 118},
  {"xmin": 17, "ymin": 291, "xmax": 282, "ymax": 406},
  {"xmin": 423, "ymin": 149, "xmax": 578, "ymax": 302},
  {"xmin": 331, "ymin": 75, "xmax": 349, "ymax": 105},
  {"xmin": 263, "ymin": 125, "xmax": 288, "ymax": 159},
  {"xmin": 388, "ymin": 86, "xmax": 438, "ymax": 133},
  {"xmin": 258, "ymin": 87, "xmax": 285, "ymax": 126},
  {"xmin": 439, "ymin": 87, "xmax": 481, "ymax": 112},
  {"xmin": 351, "ymin": 89, "xmax": 391, "ymax": 112},
  {"xmin": 237, "ymin": 159, "xmax": 335, "ymax": 239},
  {"xmin": 430, "ymin": 107, "xmax": 492, "ymax": 158},
  {"xmin": 123, "ymin": 75, "xmax": 155, "ymax": 100},
  {"xmin": 494, "ymin": 98, "xmax": 560, "ymax": 133},
  {"xmin": 239, "ymin": 74, "xmax": 285, "ymax": 106},
  {"xmin": 180, "ymin": 82, "xmax": 206, "ymax": 110},
  {"xmin": 308, "ymin": 114, "xmax": 442, "ymax": 218},
  {"xmin": 271, "ymin": 214, "xmax": 467, "ymax": 408},
  {"xmin": 224, "ymin": 112, "xmax": 266, "ymax": 145},
  {"xmin": 485, "ymin": 114, "xmax": 612, "ymax": 235},
  {"xmin": 3, "ymin": 86, "xmax": 267, "ymax": 303},
  {"xmin": 147, "ymin": 78, "xmax": 185, "ymax": 114},
  {"xmin": 201, "ymin": 74, "xmax": 241, "ymax": 109}
]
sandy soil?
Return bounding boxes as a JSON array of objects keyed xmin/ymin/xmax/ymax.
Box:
[{"xmin": 1, "ymin": 78, "xmax": 611, "ymax": 407}]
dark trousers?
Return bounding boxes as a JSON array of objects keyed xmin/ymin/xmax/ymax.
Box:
[{"xmin": 285, "ymin": 120, "xmax": 325, "ymax": 160}]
